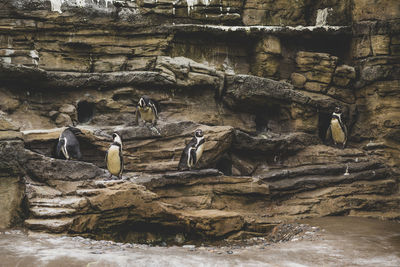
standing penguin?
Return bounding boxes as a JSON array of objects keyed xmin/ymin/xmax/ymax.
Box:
[
  {"xmin": 326, "ymin": 107, "xmax": 348, "ymax": 149},
  {"xmin": 178, "ymin": 129, "xmax": 205, "ymax": 171},
  {"xmin": 135, "ymin": 96, "xmax": 159, "ymax": 126},
  {"xmin": 105, "ymin": 133, "xmax": 124, "ymax": 179},
  {"xmin": 56, "ymin": 127, "xmax": 82, "ymax": 160}
]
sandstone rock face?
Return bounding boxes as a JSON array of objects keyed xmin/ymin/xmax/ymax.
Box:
[{"xmin": 0, "ymin": 0, "xmax": 399, "ymax": 243}]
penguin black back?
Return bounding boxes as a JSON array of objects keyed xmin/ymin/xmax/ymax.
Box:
[{"xmin": 56, "ymin": 127, "xmax": 82, "ymax": 160}]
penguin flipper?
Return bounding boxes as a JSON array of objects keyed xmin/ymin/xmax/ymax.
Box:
[
  {"xmin": 342, "ymin": 124, "xmax": 348, "ymax": 148},
  {"xmin": 119, "ymin": 149, "xmax": 124, "ymax": 178},
  {"xmin": 149, "ymin": 100, "xmax": 158, "ymax": 119},
  {"xmin": 178, "ymin": 150, "xmax": 188, "ymax": 171},
  {"xmin": 190, "ymin": 147, "xmax": 197, "ymax": 167},
  {"xmin": 325, "ymin": 125, "xmax": 332, "ymax": 143},
  {"xmin": 135, "ymin": 107, "xmax": 140, "ymax": 125},
  {"xmin": 149, "ymin": 100, "xmax": 158, "ymax": 126},
  {"xmin": 105, "ymin": 149, "xmax": 108, "ymax": 166},
  {"xmin": 56, "ymin": 141, "xmax": 62, "ymax": 159},
  {"xmin": 197, "ymin": 138, "xmax": 205, "ymax": 148}
]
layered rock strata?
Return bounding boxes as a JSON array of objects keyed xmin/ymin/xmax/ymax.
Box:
[{"xmin": 0, "ymin": 0, "xmax": 399, "ymax": 242}]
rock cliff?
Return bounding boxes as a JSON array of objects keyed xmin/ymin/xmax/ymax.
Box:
[{"xmin": 0, "ymin": 0, "xmax": 399, "ymax": 243}]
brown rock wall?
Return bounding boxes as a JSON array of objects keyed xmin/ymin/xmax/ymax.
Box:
[{"xmin": 0, "ymin": 0, "xmax": 399, "ymax": 243}]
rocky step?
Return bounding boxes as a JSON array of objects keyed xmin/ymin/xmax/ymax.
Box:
[
  {"xmin": 139, "ymin": 169, "xmax": 270, "ymax": 197},
  {"xmin": 22, "ymin": 123, "xmax": 233, "ymax": 173},
  {"xmin": 29, "ymin": 196, "xmax": 89, "ymax": 209},
  {"xmin": 30, "ymin": 207, "xmax": 77, "ymax": 218},
  {"xmin": 264, "ymin": 180, "xmax": 400, "ymax": 220},
  {"xmin": 233, "ymin": 131, "xmax": 321, "ymax": 155},
  {"xmin": 175, "ymin": 209, "xmax": 245, "ymax": 237},
  {"xmin": 258, "ymin": 161, "xmax": 384, "ymax": 182},
  {"xmin": 267, "ymin": 167, "xmax": 390, "ymax": 197},
  {"xmin": 24, "ymin": 218, "xmax": 75, "ymax": 233}
]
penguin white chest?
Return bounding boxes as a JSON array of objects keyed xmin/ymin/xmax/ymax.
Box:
[
  {"xmin": 139, "ymin": 107, "xmax": 154, "ymax": 122},
  {"xmin": 195, "ymin": 143, "xmax": 204, "ymax": 164},
  {"xmin": 61, "ymin": 144, "xmax": 69, "ymax": 159},
  {"xmin": 331, "ymin": 119, "xmax": 345, "ymax": 144},
  {"xmin": 107, "ymin": 146, "xmax": 121, "ymax": 176}
]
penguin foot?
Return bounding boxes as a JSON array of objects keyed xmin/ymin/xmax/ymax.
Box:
[
  {"xmin": 147, "ymin": 124, "xmax": 161, "ymax": 135},
  {"xmin": 105, "ymin": 174, "xmax": 113, "ymax": 180}
]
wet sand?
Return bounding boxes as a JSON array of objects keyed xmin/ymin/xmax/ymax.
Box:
[{"xmin": 1, "ymin": 216, "xmax": 399, "ymax": 267}]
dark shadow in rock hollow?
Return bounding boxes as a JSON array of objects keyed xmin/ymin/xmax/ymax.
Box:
[
  {"xmin": 216, "ymin": 153, "xmax": 232, "ymax": 176},
  {"xmin": 77, "ymin": 100, "xmax": 95, "ymax": 123},
  {"xmin": 318, "ymin": 111, "xmax": 331, "ymax": 142}
]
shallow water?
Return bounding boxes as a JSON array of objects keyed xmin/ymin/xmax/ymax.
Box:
[{"xmin": 0, "ymin": 217, "xmax": 399, "ymax": 267}]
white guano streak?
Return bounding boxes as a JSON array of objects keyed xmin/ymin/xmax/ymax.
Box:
[
  {"xmin": 50, "ymin": 0, "xmax": 63, "ymax": 13},
  {"xmin": 316, "ymin": 8, "xmax": 329, "ymax": 26},
  {"xmin": 186, "ymin": 0, "xmax": 211, "ymax": 14},
  {"xmin": 50, "ymin": 0, "xmax": 115, "ymax": 13}
]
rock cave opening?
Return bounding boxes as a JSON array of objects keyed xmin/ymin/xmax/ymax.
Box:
[
  {"xmin": 318, "ymin": 111, "xmax": 332, "ymax": 142},
  {"xmin": 255, "ymin": 113, "xmax": 271, "ymax": 133},
  {"xmin": 105, "ymin": 222, "xmax": 205, "ymax": 245},
  {"xmin": 215, "ymin": 154, "xmax": 232, "ymax": 176},
  {"xmin": 77, "ymin": 100, "xmax": 95, "ymax": 123},
  {"xmin": 168, "ymin": 31, "xmax": 255, "ymax": 74},
  {"xmin": 255, "ymin": 104, "xmax": 284, "ymax": 133},
  {"xmin": 279, "ymin": 35, "xmax": 352, "ymax": 79}
]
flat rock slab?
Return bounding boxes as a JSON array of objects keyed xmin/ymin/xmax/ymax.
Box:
[
  {"xmin": 29, "ymin": 196, "xmax": 88, "ymax": 209},
  {"xmin": 30, "ymin": 207, "xmax": 77, "ymax": 218},
  {"xmin": 25, "ymin": 218, "xmax": 75, "ymax": 233}
]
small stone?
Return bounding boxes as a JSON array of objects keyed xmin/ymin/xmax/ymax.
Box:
[
  {"xmin": 335, "ymin": 65, "xmax": 356, "ymax": 79},
  {"xmin": 48, "ymin": 110, "xmax": 59, "ymax": 119},
  {"xmin": 0, "ymin": 93, "xmax": 20, "ymax": 112},
  {"xmin": 353, "ymin": 37, "xmax": 371, "ymax": 58},
  {"xmin": 291, "ymin": 72, "xmax": 306, "ymax": 88},
  {"xmin": 305, "ymin": 71, "xmax": 332, "ymax": 84},
  {"xmin": 304, "ymin": 81, "xmax": 328, "ymax": 92},
  {"xmin": 256, "ymin": 35, "xmax": 281, "ymax": 54},
  {"xmin": 226, "ymin": 250, "xmax": 233, "ymax": 254},
  {"xmin": 55, "ymin": 113, "xmax": 72, "ymax": 126},
  {"xmin": 371, "ymin": 35, "xmax": 390, "ymax": 55},
  {"xmin": 59, "ymin": 104, "xmax": 76, "ymax": 115},
  {"xmin": 174, "ymin": 233, "xmax": 185, "ymax": 244},
  {"xmin": 0, "ymin": 115, "xmax": 19, "ymax": 131}
]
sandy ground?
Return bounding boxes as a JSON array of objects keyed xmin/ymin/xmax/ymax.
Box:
[{"xmin": 0, "ymin": 216, "xmax": 399, "ymax": 267}]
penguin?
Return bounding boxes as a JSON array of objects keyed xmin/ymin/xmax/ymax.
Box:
[
  {"xmin": 56, "ymin": 127, "xmax": 82, "ymax": 160},
  {"xmin": 135, "ymin": 96, "xmax": 159, "ymax": 126},
  {"xmin": 178, "ymin": 129, "xmax": 205, "ymax": 171},
  {"xmin": 326, "ymin": 107, "xmax": 348, "ymax": 149},
  {"xmin": 105, "ymin": 133, "xmax": 124, "ymax": 179}
]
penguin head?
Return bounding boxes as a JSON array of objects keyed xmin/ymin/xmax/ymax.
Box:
[
  {"xmin": 332, "ymin": 107, "xmax": 342, "ymax": 120},
  {"xmin": 112, "ymin": 133, "xmax": 122, "ymax": 145},
  {"xmin": 138, "ymin": 96, "xmax": 150, "ymax": 108},
  {"xmin": 194, "ymin": 129, "xmax": 204, "ymax": 138}
]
